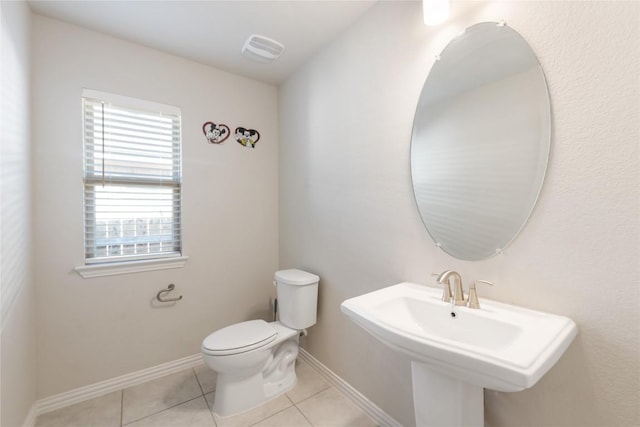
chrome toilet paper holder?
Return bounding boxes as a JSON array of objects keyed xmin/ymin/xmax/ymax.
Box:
[{"xmin": 156, "ymin": 284, "xmax": 183, "ymax": 303}]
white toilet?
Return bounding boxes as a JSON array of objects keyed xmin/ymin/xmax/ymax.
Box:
[{"xmin": 201, "ymin": 269, "xmax": 319, "ymax": 417}]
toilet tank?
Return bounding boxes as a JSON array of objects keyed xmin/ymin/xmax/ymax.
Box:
[{"xmin": 275, "ymin": 269, "xmax": 319, "ymax": 330}]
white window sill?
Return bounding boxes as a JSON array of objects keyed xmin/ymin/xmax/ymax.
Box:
[{"xmin": 74, "ymin": 256, "xmax": 189, "ymax": 278}]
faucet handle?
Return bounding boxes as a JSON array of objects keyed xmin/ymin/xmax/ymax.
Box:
[{"xmin": 467, "ymin": 280, "xmax": 493, "ymax": 309}]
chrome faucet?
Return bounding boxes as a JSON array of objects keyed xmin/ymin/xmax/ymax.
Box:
[{"xmin": 436, "ymin": 270, "xmax": 465, "ymax": 306}]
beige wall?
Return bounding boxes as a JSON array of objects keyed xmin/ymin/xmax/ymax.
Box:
[
  {"xmin": 279, "ymin": 1, "xmax": 639, "ymax": 426},
  {"xmin": 31, "ymin": 15, "xmax": 279, "ymax": 398},
  {"xmin": 1, "ymin": 1, "xmax": 37, "ymax": 426}
]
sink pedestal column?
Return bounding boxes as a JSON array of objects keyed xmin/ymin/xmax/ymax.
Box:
[{"xmin": 411, "ymin": 362, "xmax": 483, "ymax": 427}]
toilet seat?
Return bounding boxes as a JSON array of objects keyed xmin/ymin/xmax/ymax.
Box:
[{"xmin": 202, "ymin": 319, "xmax": 277, "ymax": 356}]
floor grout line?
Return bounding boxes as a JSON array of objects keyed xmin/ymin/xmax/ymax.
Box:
[
  {"xmin": 193, "ymin": 367, "xmax": 207, "ymax": 397},
  {"xmin": 289, "ymin": 382, "xmax": 332, "ymax": 405},
  {"xmin": 120, "ymin": 389, "xmax": 124, "ymax": 427},
  {"xmin": 291, "ymin": 385, "xmax": 335, "ymax": 427},
  {"xmin": 292, "ymin": 402, "xmax": 315, "ymax": 427},
  {"xmin": 192, "ymin": 366, "xmax": 217, "ymax": 426},
  {"xmin": 121, "ymin": 394, "xmax": 204, "ymax": 426},
  {"xmin": 202, "ymin": 378, "xmax": 219, "ymax": 427},
  {"xmin": 246, "ymin": 403, "xmax": 293, "ymax": 427}
]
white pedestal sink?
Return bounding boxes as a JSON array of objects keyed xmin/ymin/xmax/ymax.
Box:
[
  {"xmin": 341, "ymin": 282, "xmax": 577, "ymax": 427},
  {"xmin": 412, "ymin": 363, "xmax": 484, "ymax": 427}
]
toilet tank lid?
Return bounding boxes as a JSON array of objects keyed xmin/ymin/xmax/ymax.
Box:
[{"xmin": 275, "ymin": 269, "xmax": 319, "ymax": 286}]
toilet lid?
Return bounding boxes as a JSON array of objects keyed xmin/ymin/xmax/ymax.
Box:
[
  {"xmin": 275, "ymin": 269, "xmax": 319, "ymax": 286},
  {"xmin": 202, "ymin": 319, "xmax": 277, "ymax": 356}
]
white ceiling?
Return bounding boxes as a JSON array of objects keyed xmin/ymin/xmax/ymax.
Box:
[{"xmin": 28, "ymin": 0, "xmax": 378, "ymax": 85}]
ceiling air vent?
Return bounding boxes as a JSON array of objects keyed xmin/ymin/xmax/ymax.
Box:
[{"xmin": 241, "ymin": 34, "xmax": 285, "ymax": 63}]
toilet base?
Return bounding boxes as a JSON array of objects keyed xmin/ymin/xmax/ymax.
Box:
[
  {"xmin": 213, "ymin": 338, "xmax": 299, "ymax": 417},
  {"xmin": 214, "ymin": 374, "xmax": 297, "ymax": 418}
]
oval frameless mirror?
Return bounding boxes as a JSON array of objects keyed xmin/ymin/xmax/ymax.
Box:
[{"xmin": 411, "ymin": 22, "xmax": 550, "ymax": 261}]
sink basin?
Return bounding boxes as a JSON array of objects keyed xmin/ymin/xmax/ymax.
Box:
[{"xmin": 341, "ymin": 282, "xmax": 577, "ymax": 392}]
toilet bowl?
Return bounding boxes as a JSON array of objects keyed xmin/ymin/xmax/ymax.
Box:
[
  {"xmin": 202, "ymin": 320, "xmax": 299, "ymax": 416},
  {"xmin": 201, "ymin": 269, "xmax": 319, "ymax": 417}
]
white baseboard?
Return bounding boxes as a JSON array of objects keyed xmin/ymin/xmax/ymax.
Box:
[
  {"xmin": 22, "ymin": 403, "xmax": 38, "ymax": 427},
  {"xmin": 36, "ymin": 353, "xmax": 203, "ymax": 416},
  {"xmin": 298, "ymin": 348, "xmax": 402, "ymax": 427},
  {"xmin": 33, "ymin": 349, "xmax": 400, "ymax": 427}
]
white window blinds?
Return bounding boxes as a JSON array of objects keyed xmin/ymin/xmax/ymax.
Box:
[{"xmin": 82, "ymin": 89, "xmax": 182, "ymax": 264}]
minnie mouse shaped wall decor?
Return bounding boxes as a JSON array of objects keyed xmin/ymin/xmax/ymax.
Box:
[
  {"xmin": 202, "ymin": 122, "xmax": 230, "ymax": 144},
  {"xmin": 234, "ymin": 127, "xmax": 261, "ymax": 149}
]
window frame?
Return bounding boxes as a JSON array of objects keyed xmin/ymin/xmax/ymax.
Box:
[{"xmin": 75, "ymin": 89, "xmax": 187, "ymax": 277}]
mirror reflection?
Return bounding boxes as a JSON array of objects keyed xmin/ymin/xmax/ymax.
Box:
[{"xmin": 411, "ymin": 22, "xmax": 551, "ymax": 261}]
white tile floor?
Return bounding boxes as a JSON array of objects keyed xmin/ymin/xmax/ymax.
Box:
[{"xmin": 35, "ymin": 359, "xmax": 378, "ymax": 427}]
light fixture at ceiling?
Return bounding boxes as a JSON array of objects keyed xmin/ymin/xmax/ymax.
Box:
[
  {"xmin": 241, "ymin": 34, "xmax": 285, "ymax": 63},
  {"xmin": 423, "ymin": 0, "xmax": 449, "ymax": 26}
]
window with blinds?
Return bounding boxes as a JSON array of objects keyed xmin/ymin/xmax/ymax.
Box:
[{"xmin": 82, "ymin": 89, "xmax": 182, "ymax": 264}]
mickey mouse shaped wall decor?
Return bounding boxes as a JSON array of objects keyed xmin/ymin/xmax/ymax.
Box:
[
  {"xmin": 234, "ymin": 127, "xmax": 261, "ymax": 148},
  {"xmin": 202, "ymin": 122, "xmax": 230, "ymax": 144}
]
